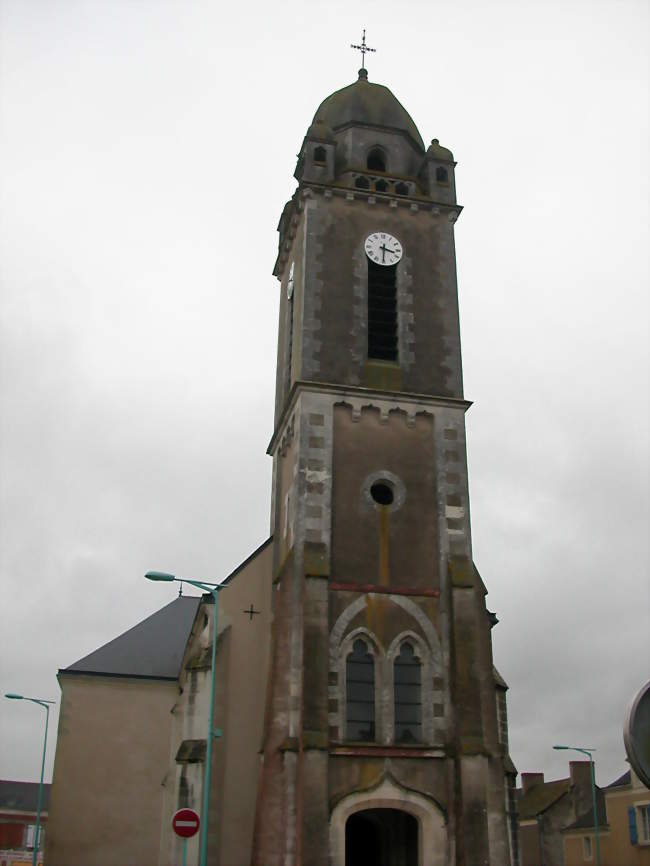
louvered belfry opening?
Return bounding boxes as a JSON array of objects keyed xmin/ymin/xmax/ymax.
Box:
[{"xmin": 368, "ymin": 259, "xmax": 398, "ymax": 361}]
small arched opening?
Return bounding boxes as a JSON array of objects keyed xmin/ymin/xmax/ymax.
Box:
[
  {"xmin": 367, "ymin": 148, "xmax": 387, "ymax": 172},
  {"xmin": 314, "ymin": 145, "xmax": 327, "ymax": 163},
  {"xmin": 345, "ymin": 808, "xmax": 418, "ymax": 866}
]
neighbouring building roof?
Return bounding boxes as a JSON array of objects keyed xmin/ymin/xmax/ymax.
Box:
[
  {"xmin": 0, "ymin": 780, "xmax": 51, "ymax": 812},
  {"xmin": 518, "ymin": 778, "xmax": 571, "ymax": 819},
  {"xmin": 606, "ymin": 769, "xmax": 631, "ymax": 789},
  {"xmin": 563, "ymin": 790, "xmax": 608, "ymax": 831},
  {"xmin": 61, "ymin": 596, "xmax": 201, "ymax": 681}
]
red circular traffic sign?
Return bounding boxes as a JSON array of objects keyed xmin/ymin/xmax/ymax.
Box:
[{"xmin": 172, "ymin": 808, "xmax": 200, "ymax": 838}]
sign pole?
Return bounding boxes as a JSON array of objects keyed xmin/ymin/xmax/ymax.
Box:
[{"xmin": 182, "ymin": 838, "xmax": 187, "ymax": 866}]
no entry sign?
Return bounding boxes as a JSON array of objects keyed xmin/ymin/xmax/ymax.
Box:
[{"xmin": 172, "ymin": 808, "xmax": 200, "ymax": 839}]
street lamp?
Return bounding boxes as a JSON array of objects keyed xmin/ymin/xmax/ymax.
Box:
[
  {"xmin": 145, "ymin": 571, "xmax": 224, "ymax": 866},
  {"xmin": 4, "ymin": 693, "xmax": 55, "ymax": 866},
  {"xmin": 553, "ymin": 744, "xmax": 601, "ymax": 866}
]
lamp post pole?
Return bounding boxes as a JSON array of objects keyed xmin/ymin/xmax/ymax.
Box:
[
  {"xmin": 553, "ymin": 745, "xmax": 601, "ymax": 866},
  {"xmin": 146, "ymin": 571, "xmax": 224, "ymax": 866},
  {"xmin": 4, "ymin": 694, "xmax": 55, "ymax": 866}
]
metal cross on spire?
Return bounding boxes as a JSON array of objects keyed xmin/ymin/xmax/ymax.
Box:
[{"xmin": 350, "ymin": 29, "xmax": 376, "ymax": 71}]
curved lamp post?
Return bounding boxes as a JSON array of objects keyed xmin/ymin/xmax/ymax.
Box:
[
  {"xmin": 145, "ymin": 571, "xmax": 224, "ymax": 866},
  {"xmin": 4, "ymin": 693, "xmax": 55, "ymax": 866},
  {"xmin": 553, "ymin": 744, "xmax": 601, "ymax": 865}
]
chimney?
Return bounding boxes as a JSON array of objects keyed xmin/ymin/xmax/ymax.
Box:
[
  {"xmin": 569, "ymin": 761, "xmax": 592, "ymax": 790},
  {"xmin": 521, "ymin": 772, "xmax": 544, "ymax": 795}
]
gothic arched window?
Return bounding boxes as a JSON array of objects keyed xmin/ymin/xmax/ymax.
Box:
[
  {"xmin": 367, "ymin": 148, "xmax": 386, "ymax": 172},
  {"xmin": 436, "ymin": 166, "xmax": 449, "ymax": 183},
  {"xmin": 346, "ymin": 638, "xmax": 375, "ymax": 741},
  {"xmin": 314, "ymin": 145, "xmax": 326, "ymax": 163},
  {"xmin": 374, "ymin": 179, "xmax": 389, "ymax": 193},
  {"xmin": 393, "ymin": 642, "xmax": 422, "ymax": 743},
  {"xmin": 394, "ymin": 181, "xmax": 409, "ymax": 196},
  {"xmin": 355, "ymin": 175, "xmax": 370, "ymax": 190}
]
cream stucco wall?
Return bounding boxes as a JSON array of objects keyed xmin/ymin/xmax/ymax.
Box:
[
  {"xmin": 45, "ymin": 674, "xmax": 177, "ymax": 866},
  {"xmin": 563, "ymin": 772, "xmax": 650, "ymax": 866},
  {"xmin": 159, "ymin": 541, "xmax": 273, "ymax": 866}
]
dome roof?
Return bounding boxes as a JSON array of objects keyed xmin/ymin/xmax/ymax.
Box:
[
  {"xmin": 305, "ymin": 117, "xmax": 334, "ymax": 142},
  {"xmin": 311, "ymin": 69, "xmax": 425, "ymax": 152},
  {"xmin": 427, "ymin": 138, "xmax": 454, "ymax": 161}
]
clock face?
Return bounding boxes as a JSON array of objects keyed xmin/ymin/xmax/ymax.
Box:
[
  {"xmin": 364, "ymin": 232, "xmax": 403, "ymax": 266},
  {"xmin": 287, "ymin": 262, "xmax": 295, "ymax": 299}
]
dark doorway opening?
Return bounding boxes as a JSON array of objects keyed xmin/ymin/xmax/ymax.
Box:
[{"xmin": 345, "ymin": 808, "xmax": 418, "ymax": 866}]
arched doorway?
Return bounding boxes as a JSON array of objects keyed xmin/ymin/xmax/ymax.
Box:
[{"xmin": 345, "ymin": 808, "xmax": 418, "ymax": 866}]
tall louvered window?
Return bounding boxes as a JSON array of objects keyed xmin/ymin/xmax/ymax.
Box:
[
  {"xmin": 394, "ymin": 642, "xmax": 422, "ymax": 743},
  {"xmin": 368, "ymin": 260, "xmax": 398, "ymax": 361},
  {"xmin": 346, "ymin": 639, "xmax": 375, "ymax": 741}
]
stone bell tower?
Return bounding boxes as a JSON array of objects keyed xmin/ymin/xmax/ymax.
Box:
[{"xmin": 253, "ymin": 68, "xmax": 516, "ymax": 866}]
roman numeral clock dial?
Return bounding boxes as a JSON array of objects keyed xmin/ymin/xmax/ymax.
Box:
[{"xmin": 364, "ymin": 232, "xmax": 403, "ymax": 266}]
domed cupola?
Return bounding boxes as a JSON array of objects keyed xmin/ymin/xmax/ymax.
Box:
[
  {"xmin": 313, "ymin": 68, "xmax": 425, "ymax": 152},
  {"xmin": 294, "ymin": 70, "xmax": 455, "ymax": 202},
  {"xmin": 294, "ymin": 68, "xmax": 455, "ymax": 203}
]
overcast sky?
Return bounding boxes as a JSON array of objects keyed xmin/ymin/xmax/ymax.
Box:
[{"xmin": 1, "ymin": 0, "xmax": 648, "ymax": 792}]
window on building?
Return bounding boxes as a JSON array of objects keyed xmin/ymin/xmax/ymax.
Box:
[
  {"xmin": 367, "ymin": 149, "xmax": 386, "ymax": 172},
  {"xmin": 374, "ymin": 179, "xmax": 389, "ymax": 193},
  {"xmin": 355, "ymin": 175, "xmax": 370, "ymax": 190},
  {"xmin": 178, "ymin": 771, "xmax": 190, "ymax": 808},
  {"xmin": 394, "ymin": 642, "xmax": 422, "ymax": 743},
  {"xmin": 314, "ymin": 145, "xmax": 326, "ymax": 163},
  {"xmin": 436, "ymin": 166, "xmax": 449, "ymax": 183},
  {"xmin": 638, "ymin": 804, "xmax": 650, "ymax": 842},
  {"xmin": 24, "ymin": 824, "xmax": 45, "ymax": 849},
  {"xmin": 582, "ymin": 835, "xmax": 592, "ymax": 860},
  {"xmin": 346, "ymin": 638, "xmax": 375, "ymax": 741},
  {"xmin": 368, "ymin": 259, "xmax": 398, "ymax": 361},
  {"xmin": 394, "ymin": 182, "xmax": 409, "ymax": 196}
]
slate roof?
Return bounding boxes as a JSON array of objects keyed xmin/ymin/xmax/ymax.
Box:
[
  {"xmin": 563, "ymin": 789, "xmax": 608, "ymax": 831},
  {"xmin": 518, "ymin": 778, "xmax": 571, "ymax": 819},
  {"xmin": 61, "ymin": 596, "xmax": 201, "ymax": 681},
  {"xmin": 59, "ymin": 537, "xmax": 272, "ymax": 681},
  {"xmin": 606, "ymin": 769, "xmax": 631, "ymax": 789},
  {"xmin": 0, "ymin": 780, "xmax": 51, "ymax": 812}
]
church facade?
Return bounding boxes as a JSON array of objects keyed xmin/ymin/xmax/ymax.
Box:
[
  {"xmin": 251, "ymin": 68, "xmax": 516, "ymax": 866},
  {"xmin": 45, "ymin": 70, "xmax": 517, "ymax": 866}
]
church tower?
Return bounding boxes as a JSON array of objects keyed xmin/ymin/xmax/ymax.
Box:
[{"xmin": 253, "ymin": 68, "xmax": 516, "ymax": 866}]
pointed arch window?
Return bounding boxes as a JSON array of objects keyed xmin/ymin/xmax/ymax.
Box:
[
  {"xmin": 313, "ymin": 145, "xmax": 326, "ymax": 163},
  {"xmin": 346, "ymin": 638, "xmax": 375, "ymax": 741},
  {"xmin": 393, "ymin": 642, "xmax": 422, "ymax": 743}
]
